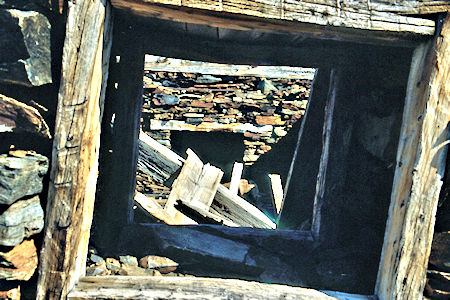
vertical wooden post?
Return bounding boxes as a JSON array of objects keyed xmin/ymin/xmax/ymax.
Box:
[
  {"xmin": 376, "ymin": 14, "xmax": 450, "ymax": 300},
  {"xmin": 91, "ymin": 13, "xmax": 145, "ymax": 255},
  {"xmin": 36, "ymin": 0, "xmax": 113, "ymax": 298}
]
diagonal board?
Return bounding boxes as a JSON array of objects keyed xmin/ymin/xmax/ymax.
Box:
[{"xmin": 165, "ymin": 148, "xmax": 223, "ymax": 223}]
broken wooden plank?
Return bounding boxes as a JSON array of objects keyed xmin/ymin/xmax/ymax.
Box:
[
  {"xmin": 138, "ymin": 131, "xmax": 183, "ymax": 184},
  {"xmin": 215, "ymin": 185, "xmax": 276, "ymax": 229},
  {"xmin": 36, "ymin": 0, "xmax": 113, "ymax": 298},
  {"xmin": 144, "ymin": 55, "xmax": 315, "ymax": 79},
  {"xmin": 229, "ymin": 162, "xmax": 243, "ymax": 195},
  {"xmin": 67, "ymin": 276, "xmax": 372, "ymax": 299},
  {"xmin": 376, "ymin": 14, "xmax": 450, "ymax": 300},
  {"xmin": 134, "ymin": 192, "xmax": 192, "ymax": 225},
  {"xmin": 268, "ymin": 174, "xmax": 283, "ymax": 214},
  {"xmin": 165, "ymin": 149, "xmax": 223, "ymax": 220},
  {"xmin": 0, "ymin": 94, "xmax": 51, "ymax": 138},
  {"xmin": 109, "ymin": 0, "xmax": 435, "ymax": 46},
  {"xmin": 176, "ymin": 199, "xmax": 238, "ymax": 227}
]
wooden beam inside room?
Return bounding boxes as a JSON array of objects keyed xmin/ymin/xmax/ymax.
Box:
[
  {"xmin": 110, "ymin": 0, "xmax": 437, "ymax": 45},
  {"xmin": 376, "ymin": 13, "xmax": 450, "ymax": 300}
]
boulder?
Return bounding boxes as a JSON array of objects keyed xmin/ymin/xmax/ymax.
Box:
[
  {"xmin": 0, "ymin": 9, "xmax": 51, "ymax": 86},
  {"xmin": 0, "ymin": 196, "xmax": 44, "ymax": 246},
  {"xmin": 0, "ymin": 152, "xmax": 49, "ymax": 205}
]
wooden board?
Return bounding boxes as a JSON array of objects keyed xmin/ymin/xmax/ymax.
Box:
[
  {"xmin": 68, "ymin": 276, "xmax": 351, "ymax": 299},
  {"xmin": 144, "ymin": 55, "xmax": 315, "ymax": 79},
  {"xmin": 229, "ymin": 162, "xmax": 243, "ymax": 195},
  {"xmin": 35, "ymin": 0, "xmax": 113, "ymax": 298},
  {"xmin": 110, "ymin": 0, "xmax": 435, "ymax": 45},
  {"xmin": 376, "ymin": 14, "xmax": 450, "ymax": 300},
  {"xmin": 135, "ymin": 192, "xmax": 185, "ymax": 225},
  {"xmin": 164, "ymin": 149, "xmax": 223, "ymax": 222}
]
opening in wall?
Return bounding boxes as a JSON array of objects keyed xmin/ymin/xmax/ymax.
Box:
[{"xmin": 134, "ymin": 55, "xmax": 316, "ymax": 229}]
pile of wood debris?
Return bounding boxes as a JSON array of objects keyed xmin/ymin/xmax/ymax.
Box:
[{"xmin": 136, "ymin": 131, "xmax": 276, "ymax": 229}]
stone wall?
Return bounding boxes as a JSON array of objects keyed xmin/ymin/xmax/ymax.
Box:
[{"xmin": 0, "ymin": 1, "xmax": 57, "ymax": 298}]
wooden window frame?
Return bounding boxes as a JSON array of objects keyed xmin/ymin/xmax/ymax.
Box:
[{"xmin": 34, "ymin": 1, "xmax": 449, "ymax": 299}]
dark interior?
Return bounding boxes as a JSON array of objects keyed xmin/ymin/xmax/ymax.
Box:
[{"xmin": 92, "ymin": 9, "xmax": 415, "ymax": 294}]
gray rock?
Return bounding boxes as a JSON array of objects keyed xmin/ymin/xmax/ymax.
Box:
[
  {"xmin": 154, "ymin": 94, "xmax": 179, "ymax": 105},
  {"xmin": 0, "ymin": 195, "xmax": 44, "ymax": 246},
  {"xmin": 105, "ymin": 258, "xmax": 121, "ymax": 273},
  {"xmin": 0, "ymin": 152, "xmax": 49, "ymax": 205},
  {"xmin": 119, "ymin": 255, "xmax": 138, "ymax": 267},
  {"xmin": 89, "ymin": 254, "xmax": 104, "ymax": 264},
  {"xmin": 257, "ymin": 79, "xmax": 278, "ymax": 94},
  {"xmin": 195, "ymin": 75, "xmax": 222, "ymax": 84},
  {"xmin": 0, "ymin": 9, "xmax": 51, "ymax": 86}
]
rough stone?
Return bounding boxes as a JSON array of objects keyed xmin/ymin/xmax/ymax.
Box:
[
  {"xmin": 0, "ymin": 196, "xmax": 44, "ymax": 246},
  {"xmin": 138, "ymin": 255, "xmax": 178, "ymax": 274},
  {"xmin": 0, "ymin": 152, "xmax": 49, "ymax": 205},
  {"xmin": 0, "ymin": 9, "xmax": 51, "ymax": 86},
  {"xmin": 0, "ymin": 239, "xmax": 38, "ymax": 281},
  {"xmin": 105, "ymin": 258, "xmax": 121, "ymax": 273},
  {"xmin": 119, "ymin": 255, "xmax": 138, "ymax": 267},
  {"xmin": 118, "ymin": 264, "xmax": 155, "ymax": 276},
  {"xmin": 86, "ymin": 260, "xmax": 110, "ymax": 276},
  {"xmin": 0, "ymin": 94, "xmax": 51, "ymax": 138}
]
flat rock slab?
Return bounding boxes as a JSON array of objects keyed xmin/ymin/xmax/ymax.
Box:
[
  {"xmin": 0, "ymin": 8, "xmax": 51, "ymax": 86},
  {"xmin": 0, "ymin": 152, "xmax": 49, "ymax": 205},
  {"xmin": 0, "ymin": 239, "xmax": 38, "ymax": 280},
  {"xmin": 0, "ymin": 196, "xmax": 44, "ymax": 246},
  {"xmin": 0, "ymin": 94, "xmax": 51, "ymax": 138}
]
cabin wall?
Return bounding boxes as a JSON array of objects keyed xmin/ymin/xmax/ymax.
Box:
[{"xmin": 0, "ymin": 0, "xmax": 66, "ymax": 298}]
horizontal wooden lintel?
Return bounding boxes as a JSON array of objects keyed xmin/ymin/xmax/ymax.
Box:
[{"xmin": 110, "ymin": 0, "xmax": 436, "ymax": 45}]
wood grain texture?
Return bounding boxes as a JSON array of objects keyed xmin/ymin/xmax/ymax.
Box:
[
  {"xmin": 376, "ymin": 14, "xmax": 450, "ymax": 300},
  {"xmin": 311, "ymin": 69, "xmax": 338, "ymax": 239},
  {"xmin": 109, "ymin": 0, "xmax": 435, "ymax": 45},
  {"xmin": 68, "ymin": 276, "xmax": 338, "ymax": 299},
  {"xmin": 35, "ymin": 0, "xmax": 113, "ymax": 298}
]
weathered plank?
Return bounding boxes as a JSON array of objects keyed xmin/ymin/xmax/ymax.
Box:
[
  {"xmin": 376, "ymin": 14, "xmax": 450, "ymax": 300},
  {"xmin": 144, "ymin": 55, "xmax": 315, "ymax": 79},
  {"xmin": 311, "ymin": 69, "xmax": 338, "ymax": 239},
  {"xmin": 138, "ymin": 130, "xmax": 183, "ymax": 184},
  {"xmin": 135, "ymin": 192, "xmax": 183, "ymax": 225},
  {"xmin": 215, "ymin": 185, "xmax": 276, "ymax": 229},
  {"xmin": 165, "ymin": 149, "xmax": 223, "ymax": 219},
  {"xmin": 35, "ymin": 0, "xmax": 113, "ymax": 298},
  {"xmin": 0, "ymin": 94, "xmax": 51, "ymax": 138},
  {"xmin": 110, "ymin": 0, "xmax": 435, "ymax": 45},
  {"xmin": 268, "ymin": 174, "xmax": 283, "ymax": 214},
  {"xmin": 229, "ymin": 162, "xmax": 243, "ymax": 195},
  {"xmin": 68, "ymin": 276, "xmax": 376, "ymax": 300},
  {"xmin": 150, "ymin": 119, "xmax": 273, "ymax": 135}
]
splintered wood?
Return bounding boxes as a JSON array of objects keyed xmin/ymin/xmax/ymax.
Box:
[
  {"xmin": 135, "ymin": 134, "xmax": 276, "ymax": 229},
  {"xmin": 164, "ymin": 149, "xmax": 223, "ymax": 223}
]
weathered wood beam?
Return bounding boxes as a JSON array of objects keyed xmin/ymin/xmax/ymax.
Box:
[
  {"xmin": 110, "ymin": 0, "xmax": 435, "ymax": 45},
  {"xmin": 144, "ymin": 55, "xmax": 315, "ymax": 79},
  {"xmin": 35, "ymin": 0, "xmax": 113, "ymax": 298},
  {"xmin": 376, "ymin": 13, "xmax": 450, "ymax": 300},
  {"xmin": 68, "ymin": 276, "xmax": 345, "ymax": 299}
]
